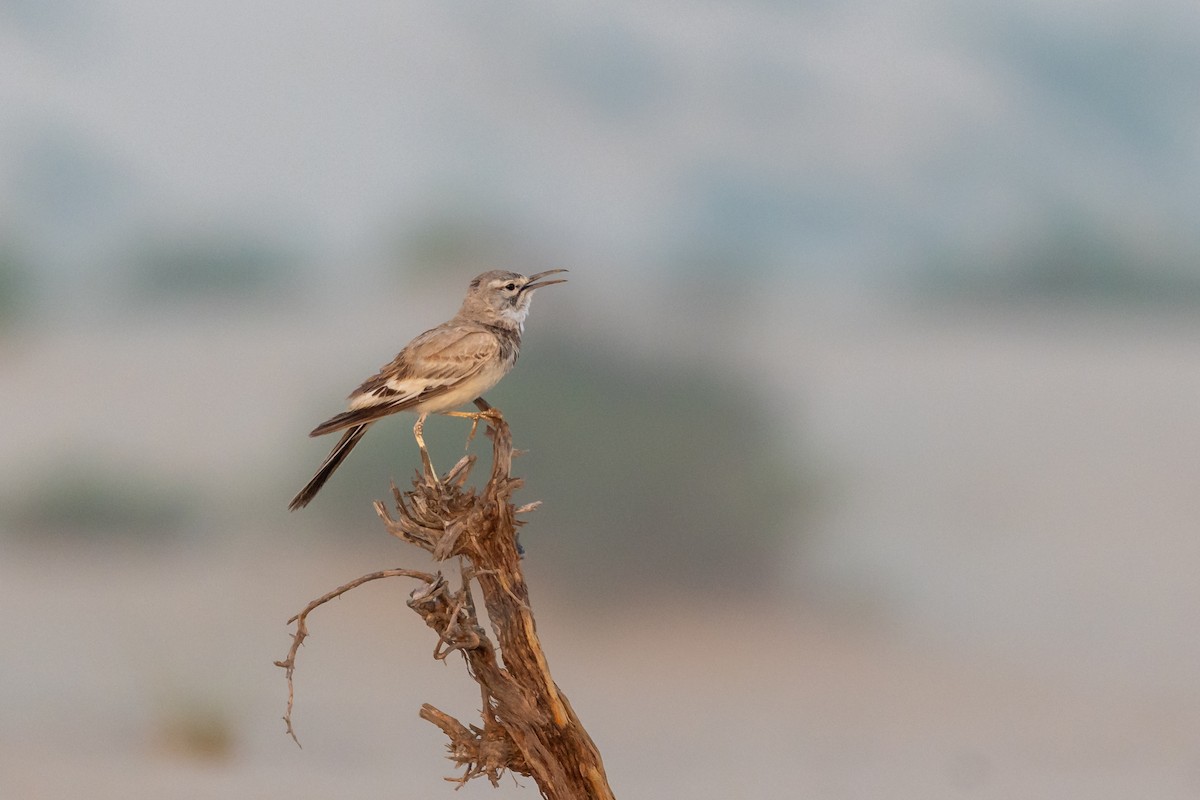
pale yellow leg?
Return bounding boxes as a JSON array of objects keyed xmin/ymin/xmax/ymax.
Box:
[
  {"xmin": 412, "ymin": 413, "xmax": 439, "ymax": 483},
  {"xmin": 442, "ymin": 408, "xmax": 502, "ymax": 449}
]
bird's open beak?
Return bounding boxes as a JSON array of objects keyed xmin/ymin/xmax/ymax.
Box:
[{"xmin": 521, "ymin": 269, "xmax": 569, "ymax": 292}]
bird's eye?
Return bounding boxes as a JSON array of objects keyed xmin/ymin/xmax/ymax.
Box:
[{"xmin": 505, "ymin": 282, "xmax": 517, "ymax": 291}]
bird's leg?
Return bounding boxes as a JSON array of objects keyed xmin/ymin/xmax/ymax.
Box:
[
  {"xmin": 442, "ymin": 406, "xmax": 503, "ymax": 450},
  {"xmin": 440, "ymin": 411, "xmax": 482, "ymax": 449},
  {"xmin": 412, "ymin": 413, "xmax": 439, "ymax": 484},
  {"xmin": 469, "ymin": 396, "xmax": 497, "ymax": 444}
]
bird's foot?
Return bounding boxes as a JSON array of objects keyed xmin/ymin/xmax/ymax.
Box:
[{"xmin": 442, "ymin": 408, "xmax": 503, "ymax": 450}]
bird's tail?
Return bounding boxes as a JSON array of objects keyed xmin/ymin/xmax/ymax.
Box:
[{"xmin": 288, "ymin": 423, "xmax": 371, "ymax": 510}]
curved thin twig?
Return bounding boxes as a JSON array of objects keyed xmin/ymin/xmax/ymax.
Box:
[{"xmin": 274, "ymin": 568, "xmax": 437, "ymax": 745}]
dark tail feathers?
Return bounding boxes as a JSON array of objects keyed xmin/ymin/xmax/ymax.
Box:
[{"xmin": 288, "ymin": 424, "xmax": 371, "ymax": 510}]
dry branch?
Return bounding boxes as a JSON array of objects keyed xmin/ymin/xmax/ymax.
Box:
[
  {"xmin": 277, "ymin": 406, "xmax": 614, "ymax": 799},
  {"xmin": 273, "ymin": 568, "xmax": 437, "ymax": 745}
]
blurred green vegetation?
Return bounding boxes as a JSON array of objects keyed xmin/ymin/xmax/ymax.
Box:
[
  {"xmin": 921, "ymin": 218, "xmax": 1200, "ymax": 304},
  {"xmin": 389, "ymin": 207, "xmax": 540, "ymax": 281},
  {"xmin": 127, "ymin": 227, "xmax": 295, "ymax": 301},
  {"xmin": 297, "ymin": 339, "xmax": 812, "ymax": 596},
  {"xmin": 404, "ymin": 214, "xmax": 502, "ymax": 269},
  {"xmin": 5, "ymin": 456, "xmax": 195, "ymax": 542},
  {"xmin": 0, "ymin": 235, "xmax": 33, "ymax": 328},
  {"xmin": 507, "ymin": 342, "xmax": 809, "ymax": 595}
]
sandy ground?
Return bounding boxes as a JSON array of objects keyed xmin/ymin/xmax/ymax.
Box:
[{"xmin": 2, "ymin": 296, "xmax": 1199, "ymax": 797}]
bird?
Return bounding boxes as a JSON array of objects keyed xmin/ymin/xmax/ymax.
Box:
[{"xmin": 288, "ymin": 269, "xmax": 568, "ymax": 510}]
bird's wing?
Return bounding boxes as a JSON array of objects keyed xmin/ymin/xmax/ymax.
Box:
[{"xmin": 308, "ymin": 326, "xmax": 500, "ymax": 436}]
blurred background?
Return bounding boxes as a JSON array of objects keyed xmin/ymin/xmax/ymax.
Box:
[{"xmin": 2, "ymin": 1, "xmax": 1199, "ymax": 797}]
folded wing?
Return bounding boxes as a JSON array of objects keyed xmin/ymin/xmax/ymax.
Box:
[{"xmin": 308, "ymin": 327, "xmax": 500, "ymax": 437}]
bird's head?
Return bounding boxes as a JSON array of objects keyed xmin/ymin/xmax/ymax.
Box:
[{"xmin": 461, "ymin": 269, "xmax": 568, "ymax": 331}]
